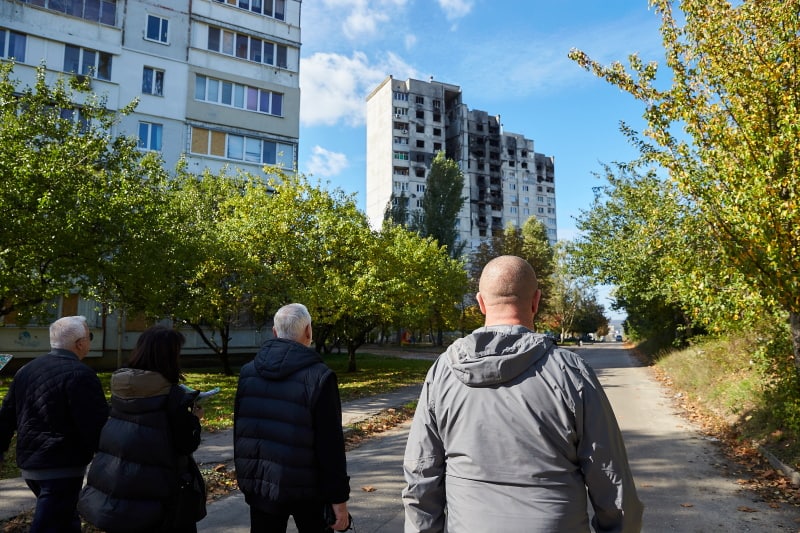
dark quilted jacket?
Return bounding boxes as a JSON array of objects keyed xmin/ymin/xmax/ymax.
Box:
[
  {"xmin": 234, "ymin": 338, "xmax": 350, "ymax": 512},
  {"xmin": 78, "ymin": 369, "xmax": 203, "ymax": 532},
  {"xmin": 0, "ymin": 349, "xmax": 108, "ymax": 471}
]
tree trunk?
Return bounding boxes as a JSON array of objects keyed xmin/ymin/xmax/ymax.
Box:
[
  {"xmin": 347, "ymin": 345, "xmax": 357, "ymax": 372},
  {"xmin": 791, "ymin": 311, "xmax": 800, "ymax": 377}
]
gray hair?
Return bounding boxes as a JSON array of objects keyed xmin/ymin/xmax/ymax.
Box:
[
  {"xmin": 50, "ymin": 316, "xmax": 88, "ymax": 349},
  {"xmin": 273, "ymin": 303, "xmax": 311, "ymax": 341}
]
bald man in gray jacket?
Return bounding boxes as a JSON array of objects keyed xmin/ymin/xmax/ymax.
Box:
[{"xmin": 402, "ymin": 256, "xmax": 643, "ymax": 532}]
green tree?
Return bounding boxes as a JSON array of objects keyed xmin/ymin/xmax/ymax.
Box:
[
  {"xmin": 155, "ymin": 169, "xmax": 276, "ymax": 375},
  {"xmin": 570, "ymin": 0, "xmax": 800, "ymax": 369},
  {"xmin": 569, "ymin": 163, "xmax": 770, "ymax": 346},
  {"xmin": 0, "ymin": 63, "xmax": 144, "ymax": 322},
  {"xmin": 411, "ymin": 152, "xmax": 466, "ymax": 258}
]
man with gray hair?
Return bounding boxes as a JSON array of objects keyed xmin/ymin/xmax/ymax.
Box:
[
  {"xmin": 0, "ymin": 315, "xmax": 108, "ymax": 533},
  {"xmin": 234, "ymin": 303, "xmax": 351, "ymax": 532}
]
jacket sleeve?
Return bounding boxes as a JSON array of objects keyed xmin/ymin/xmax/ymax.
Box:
[
  {"xmin": 312, "ymin": 372, "xmax": 350, "ymax": 504},
  {"xmin": 402, "ymin": 374, "xmax": 446, "ymax": 533},
  {"xmin": 68, "ymin": 370, "xmax": 109, "ymax": 456},
  {"xmin": 577, "ymin": 362, "xmax": 644, "ymax": 533},
  {"xmin": 169, "ymin": 387, "xmax": 202, "ymax": 455}
]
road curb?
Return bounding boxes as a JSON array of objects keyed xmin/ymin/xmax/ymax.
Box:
[{"xmin": 758, "ymin": 445, "xmax": 800, "ymax": 486}]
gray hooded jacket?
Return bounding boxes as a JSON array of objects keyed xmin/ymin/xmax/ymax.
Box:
[{"xmin": 402, "ymin": 325, "xmax": 643, "ymax": 533}]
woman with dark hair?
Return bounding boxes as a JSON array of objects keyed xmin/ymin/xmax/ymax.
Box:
[{"xmin": 78, "ymin": 325, "xmax": 206, "ymax": 532}]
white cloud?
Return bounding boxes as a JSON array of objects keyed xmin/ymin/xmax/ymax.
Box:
[
  {"xmin": 404, "ymin": 34, "xmax": 417, "ymax": 51},
  {"xmin": 300, "ymin": 51, "xmax": 419, "ymax": 127},
  {"xmin": 437, "ymin": 0, "xmax": 474, "ymax": 21},
  {"xmin": 319, "ymin": 0, "xmax": 409, "ymax": 41},
  {"xmin": 306, "ymin": 146, "xmax": 349, "ymax": 177}
]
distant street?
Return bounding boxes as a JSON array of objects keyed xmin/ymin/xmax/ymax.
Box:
[{"xmin": 201, "ymin": 343, "xmax": 800, "ymax": 532}]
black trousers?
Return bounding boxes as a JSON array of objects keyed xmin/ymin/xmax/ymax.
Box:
[{"xmin": 249, "ymin": 502, "xmax": 328, "ymax": 533}]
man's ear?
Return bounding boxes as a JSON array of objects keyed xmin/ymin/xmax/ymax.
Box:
[
  {"xmin": 476, "ymin": 292, "xmax": 487, "ymax": 315},
  {"xmin": 272, "ymin": 326, "xmax": 278, "ymax": 337},
  {"xmin": 532, "ymin": 289, "xmax": 542, "ymax": 317}
]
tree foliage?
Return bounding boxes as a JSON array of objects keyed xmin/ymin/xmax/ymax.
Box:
[
  {"xmin": 570, "ymin": 0, "xmax": 800, "ymax": 369},
  {"xmin": 411, "ymin": 152, "xmax": 466, "ymax": 258},
  {"xmin": 0, "ymin": 63, "xmax": 149, "ymax": 323}
]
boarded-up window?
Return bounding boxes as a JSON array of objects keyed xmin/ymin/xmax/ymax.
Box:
[
  {"xmin": 211, "ymin": 130, "xmax": 226, "ymax": 156},
  {"xmin": 191, "ymin": 127, "xmax": 209, "ymax": 154}
]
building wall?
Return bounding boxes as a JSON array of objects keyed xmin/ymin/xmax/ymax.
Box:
[
  {"xmin": 366, "ymin": 75, "xmax": 557, "ymax": 249},
  {"xmin": 0, "ymin": 0, "xmax": 302, "ymax": 359},
  {"xmin": 1, "ymin": 0, "xmax": 301, "ymax": 175}
]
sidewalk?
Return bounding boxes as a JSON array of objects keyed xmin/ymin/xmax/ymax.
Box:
[{"xmin": 0, "ymin": 383, "xmax": 425, "ymax": 525}]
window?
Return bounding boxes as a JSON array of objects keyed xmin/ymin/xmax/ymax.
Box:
[
  {"xmin": 393, "ymin": 151, "xmax": 409, "ymax": 161},
  {"xmin": 195, "ymin": 75, "xmax": 283, "ymax": 116},
  {"xmin": 190, "ymin": 127, "xmax": 294, "ymax": 169},
  {"xmin": 537, "ymin": 195, "xmax": 544, "ymax": 203},
  {"xmin": 415, "ymin": 167, "xmax": 425, "ymax": 178},
  {"xmin": 510, "ymin": 206, "xmax": 518, "ymax": 214},
  {"xmin": 510, "ymin": 195, "xmax": 518, "ymax": 202},
  {"xmin": 216, "ymin": 0, "xmax": 286, "ymax": 20},
  {"xmin": 0, "ymin": 29, "xmax": 26, "ymax": 62},
  {"xmin": 394, "ymin": 91, "xmax": 408, "ymax": 101},
  {"xmin": 523, "ymin": 196, "xmax": 529, "ymax": 204},
  {"xmin": 64, "ymin": 45, "xmax": 112, "ymax": 80},
  {"xmin": 415, "ymin": 96, "xmax": 424, "ymax": 105},
  {"xmin": 433, "ymin": 113, "xmax": 441, "ymax": 122},
  {"xmin": 416, "ymin": 124, "xmax": 424, "ymax": 133},
  {"xmin": 138, "ymin": 122, "xmax": 163, "ymax": 150},
  {"xmin": 415, "ymin": 110, "xmax": 424, "ymax": 119},
  {"xmin": 433, "ymin": 142, "xmax": 442, "ymax": 151},
  {"xmin": 394, "ymin": 137, "xmax": 409, "ymax": 145},
  {"xmin": 416, "ymin": 140, "xmax": 424, "ymax": 149},
  {"xmin": 509, "ymin": 183, "xmax": 516, "ymax": 190},
  {"xmin": 393, "ymin": 107, "xmax": 407, "ymax": 116},
  {"xmin": 523, "ymin": 208, "xmax": 530, "ymax": 215},
  {"xmin": 146, "ymin": 15, "xmax": 168, "ymax": 43},
  {"xmin": 142, "ymin": 67, "xmax": 164, "ymax": 96},
  {"xmin": 522, "ymin": 185, "xmax": 529, "ymax": 191},
  {"xmin": 433, "ymin": 128, "xmax": 441, "ymax": 136},
  {"xmin": 432, "ymin": 99, "xmax": 441, "ymax": 109},
  {"xmin": 23, "ymin": 0, "xmax": 116, "ymax": 25},
  {"xmin": 416, "ymin": 184, "xmax": 426, "ymax": 193},
  {"xmin": 207, "ymin": 26, "xmax": 290, "ymax": 69},
  {"xmin": 394, "ymin": 180, "xmax": 408, "ymax": 190}
]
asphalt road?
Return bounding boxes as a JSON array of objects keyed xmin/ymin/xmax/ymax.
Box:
[
  {"xmin": 200, "ymin": 343, "xmax": 800, "ymax": 532},
  {"xmin": 579, "ymin": 343, "xmax": 799, "ymax": 531}
]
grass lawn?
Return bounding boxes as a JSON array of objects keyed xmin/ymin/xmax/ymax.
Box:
[{"xmin": 0, "ymin": 350, "xmax": 434, "ymax": 480}]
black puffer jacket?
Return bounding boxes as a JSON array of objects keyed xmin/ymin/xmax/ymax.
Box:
[
  {"xmin": 0, "ymin": 349, "xmax": 108, "ymax": 472},
  {"xmin": 234, "ymin": 338, "xmax": 350, "ymax": 512},
  {"xmin": 78, "ymin": 369, "xmax": 202, "ymax": 533}
]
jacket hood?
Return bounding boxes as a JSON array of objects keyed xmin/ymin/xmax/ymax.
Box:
[
  {"xmin": 254, "ymin": 338, "xmax": 323, "ymax": 379},
  {"xmin": 445, "ymin": 325, "xmax": 552, "ymax": 387},
  {"xmin": 111, "ymin": 368, "xmax": 172, "ymax": 399}
]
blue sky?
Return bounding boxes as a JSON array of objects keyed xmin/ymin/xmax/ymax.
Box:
[{"xmin": 295, "ymin": 0, "xmax": 667, "ymax": 318}]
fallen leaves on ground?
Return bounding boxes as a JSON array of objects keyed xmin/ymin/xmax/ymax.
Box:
[
  {"xmin": 344, "ymin": 405, "xmax": 416, "ymax": 451},
  {"xmin": 649, "ymin": 364, "xmax": 800, "ymax": 510}
]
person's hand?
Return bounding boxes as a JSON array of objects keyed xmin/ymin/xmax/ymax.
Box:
[
  {"xmin": 330, "ymin": 502, "xmax": 349, "ymax": 531},
  {"xmin": 191, "ymin": 403, "xmax": 204, "ymax": 419}
]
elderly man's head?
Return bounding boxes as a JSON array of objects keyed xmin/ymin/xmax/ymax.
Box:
[
  {"xmin": 477, "ymin": 256, "xmax": 541, "ymax": 327},
  {"xmin": 50, "ymin": 316, "xmax": 92, "ymax": 359},
  {"xmin": 272, "ymin": 303, "xmax": 313, "ymax": 346}
]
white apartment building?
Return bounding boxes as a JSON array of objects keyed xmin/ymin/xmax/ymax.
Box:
[
  {"xmin": 0, "ymin": 0, "xmax": 301, "ymax": 360},
  {"xmin": 366, "ymin": 75, "xmax": 557, "ymax": 248},
  {"xmin": 0, "ymin": 0, "xmax": 301, "ymax": 175}
]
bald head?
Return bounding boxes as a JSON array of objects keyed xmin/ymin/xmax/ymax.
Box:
[{"xmin": 477, "ymin": 256, "xmax": 541, "ymax": 327}]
